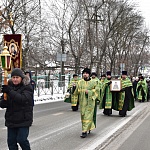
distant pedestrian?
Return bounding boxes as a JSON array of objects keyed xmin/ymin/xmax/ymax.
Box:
[
  {"xmin": 73, "ymin": 68, "xmax": 98, "ymax": 138},
  {"xmin": 0, "ymin": 68, "xmax": 33, "ymax": 150},
  {"xmin": 136, "ymin": 76, "xmax": 148, "ymax": 102},
  {"xmin": 132, "ymin": 77, "xmax": 139, "ymax": 101},
  {"xmin": 25, "ymin": 70, "xmax": 36, "ymax": 106},
  {"xmin": 146, "ymin": 78, "xmax": 150, "ymax": 101},
  {"xmin": 25, "ymin": 70, "xmax": 36, "ymax": 91}
]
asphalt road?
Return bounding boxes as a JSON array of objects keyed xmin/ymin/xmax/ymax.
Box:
[
  {"xmin": 0, "ymin": 101, "xmax": 148, "ymax": 150},
  {"xmin": 97, "ymin": 102, "xmax": 150, "ymax": 150},
  {"xmin": 120, "ymin": 115, "xmax": 150, "ymax": 150}
]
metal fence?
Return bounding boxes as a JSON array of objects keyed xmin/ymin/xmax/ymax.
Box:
[{"xmin": 34, "ymin": 80, "xmax": 69, "ymax": 97}]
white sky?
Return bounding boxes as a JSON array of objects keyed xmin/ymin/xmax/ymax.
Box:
[
  {"xmin": 133, "ymin": 0, "xmax": 150, "ymax": 29},
  {"xmin": 0, "ymin": 0, "xmax": 150, "ymax": 30}
]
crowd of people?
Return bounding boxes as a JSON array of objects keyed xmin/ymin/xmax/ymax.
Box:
[
  {"xmin": 0, "ymin": 67, "xmax": 149, "ymax": 150},
  {"xmin": 65, "ymin": 68, "xmax": 150, "ymax": 138}
]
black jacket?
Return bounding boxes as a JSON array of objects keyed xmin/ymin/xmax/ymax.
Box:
[{"xmin": 0, "ymin": 75, "xmax": 33, "ymax": 128}]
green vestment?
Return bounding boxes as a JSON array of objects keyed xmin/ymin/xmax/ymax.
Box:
[
  {"xmin": 64, "ymin": 78, "xmax": 80, "ymax": 106},
  {"xmin": 113, "ymin": 77, "xmax": 134, "ymax": 111},
  {"xmin": 97, "ymin": 79, "xmax": 106, "ymax": 101},
  {"xmin": 136, "ymin": 79, "xmax": 148, "ymax": 102},
  {"xmin": 99, "ymin": 79, "xmax": 112, "ymax": 109},
  {"xmin": 73, "ymin": 79, "xmax": 98, "ymax": 132}
]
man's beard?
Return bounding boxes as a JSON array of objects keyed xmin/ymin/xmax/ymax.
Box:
[
  {"xmin": 107, "ymin": 77, "xmax": 111, "ymax": 80},
  {"xmin": 83, "ymin": 76, "xmax": 90, "ymax": 81}
]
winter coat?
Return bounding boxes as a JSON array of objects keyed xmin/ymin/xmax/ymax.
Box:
[{"xmin": 0, "ymin": 75, "xmax": 33, "ymax": 128}]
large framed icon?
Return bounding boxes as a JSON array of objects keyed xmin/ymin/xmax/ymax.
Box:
[{"xmin": 110, "ymin": 79, "xmax": 121, "ymax": 91}]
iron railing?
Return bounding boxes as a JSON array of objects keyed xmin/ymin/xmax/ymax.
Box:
[{"xmin": 34, "ymin": 80, "xmax": 69, "ymax": 97}]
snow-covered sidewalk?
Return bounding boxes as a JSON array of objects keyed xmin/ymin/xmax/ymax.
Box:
[
  {"xmin": 34, "ymin": 94, "xmax": 65, "ymax": 105},
  {"xmin": 0, "ymin": 93, "xmax": 65, "ymax": 110}
]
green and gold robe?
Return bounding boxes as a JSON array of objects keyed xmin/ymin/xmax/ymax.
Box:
[
  {"xmin": 73, "ymin": 79, "xmax": 98, "ymax": 132},
  {"xmin": 97, "ymin": 79, "xmax": 106, "ymax": 102},
  {"xmin": 64, "ymin": 78, "xmax": 80, "ymax": 106},
  {"xmin": 99, "ymin": 79, "xmax": 114, "ymax": 115},
  {"xmin": 114, "ymin": 77, "xmax": 134, "ymax": 116},
  {"xmin": 136, "ymin": 79, "xmax": 148, "ymax": 102}
]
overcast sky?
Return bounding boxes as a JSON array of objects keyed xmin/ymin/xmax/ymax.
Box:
[
  {"xmin": 133, "ymin": 0, "xmax": 150, "ymax": 29},
  {"xmin": 0, "ymin": 0, "xmax": 150, "ymax": 30}
]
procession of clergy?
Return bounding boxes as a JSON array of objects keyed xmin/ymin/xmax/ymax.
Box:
[{"xmin": 65, "ymin": 67, "xmax": 149, "ymax": 138}]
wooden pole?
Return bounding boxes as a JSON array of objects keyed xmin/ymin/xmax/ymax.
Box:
[{"xmin": 3, "ymin": 70, "xmax": 8, "ymax": 100}]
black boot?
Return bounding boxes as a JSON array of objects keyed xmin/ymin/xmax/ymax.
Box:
[
  {"xmin": 80, "ymin": 132, "xmax": 87, "ymax": 138},
  {"xmin": 119, "ymin": 111, "xmax": 126, "ymax": 117}
]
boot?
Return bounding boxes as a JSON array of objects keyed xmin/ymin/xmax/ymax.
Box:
[
  {"xmin": 80, "ymin": 132, "xmax": 87, "ymax": 138},
  {"xmin": 88, "ymin": 130, "xmax": 91, "ymax": 134}
]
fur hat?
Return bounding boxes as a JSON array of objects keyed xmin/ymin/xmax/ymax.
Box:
[
  {"xmin": 101, "ymin": 74, "xmax": 106, "ymax": 77},
  {"xmin": 122, "ymin": 71, "xmax": 127, "ymax": 75},
  {"xmin": 139, "ymin": 76, "xmax": 144, "ymax": 80},
  {"xmin": 82, "ymin": 68, "xmax": 91, "ymax": 75},
  {"xmin": 106, "ymin": 71, "xmax": 111, "ymax": 76},
  {"xmin": 138, "ymin": 73, "xmax": 142, "ymax": 77},
  {"xmin": 25, "ymin": 70, "xmax": 32, "ymax": 79},
  {"xmin": 73, "ymin": 74, "xmax": 78, "ymax": 78},
  {"xmin": 91, "ymin": 72, "xmax": 97, "ymax": 77},
  {"xmin": 11, "ymin": 68, "xmax": 24, "ymax": 79}
]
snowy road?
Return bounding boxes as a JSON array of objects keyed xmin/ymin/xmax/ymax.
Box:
[{"xmin": 0, "ymin": 99, "xmax": 148, "ymax": 150}]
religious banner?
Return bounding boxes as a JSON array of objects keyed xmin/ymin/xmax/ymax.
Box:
[{"xmin": 3, "ymin": 34, "xmax": 22, "ymax": 70}]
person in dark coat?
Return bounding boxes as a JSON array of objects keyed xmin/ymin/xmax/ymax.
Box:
[
  {"xmin": 146, "ymin": 78, "xmax": 150, "ymax": 101},
  {"xmin": 25, "ymin": 70, "xmax": 36, "ymax": 106},
  {"xmin": 0, "ymin": 68, "xmax": 33, "ymax": 150},
  {"xmin": 25, "ymin": 70, "xmax": 36, "ymax": 91},
  {"xmin": 132, "ymin": 77, "xmax": 139, "ymax": 101}
]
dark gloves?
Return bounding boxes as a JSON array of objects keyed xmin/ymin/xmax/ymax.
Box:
[
  {"xmin": 120, "ymin": 88, "xmax": 125, "ymax": 92},
  {"xmin": 1, "ymin": 85, "xmax": 12, "ymax": 94},
  {"xmin": 138, "ymin": 85, "xmax": 142, "ymax": 88},
  {"xmin": 0, "ymin": 98, "xmax": 8, "ymax": 108},
  {"xmin": 107, "ymin": 81, "xmax": 112, "ymax": 86}
]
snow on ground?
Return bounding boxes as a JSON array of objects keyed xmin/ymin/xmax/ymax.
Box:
[
  {"xmin": 0, "ymin": 93, "xmax": 65, "ymax": 110},
  {"xmin": 34, "ymin": 94, "xmax": 65, "ymax": 105}
]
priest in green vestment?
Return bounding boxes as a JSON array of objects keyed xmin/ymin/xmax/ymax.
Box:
[
  {"xmin": 64, "ymin": 74, "xmax": 80, "ymax": 111},
  {"xmin": 91, "ymin": 72, "xmax": 100, "ymax": 104},
  {"xmin": 97, "ymin": 74, "xmax": 106, "ymax": 103},
  {"xmin": 99, "ymin": 71, "xmax": 115, "ymax": 116},
  {"xmin": 136, "ymin": 76, "xmax": 148, "ymax": 102},
  {"xmin": 91, "ymin": 72, "xmax": 100, "ymax": 84},
  {"xmin": 114, "ymin": 71, "xmax": 134, "ymax": 117},
  {"xmin": 73, "ymin": 68, "xmax": 98, "ymax": 138}
]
